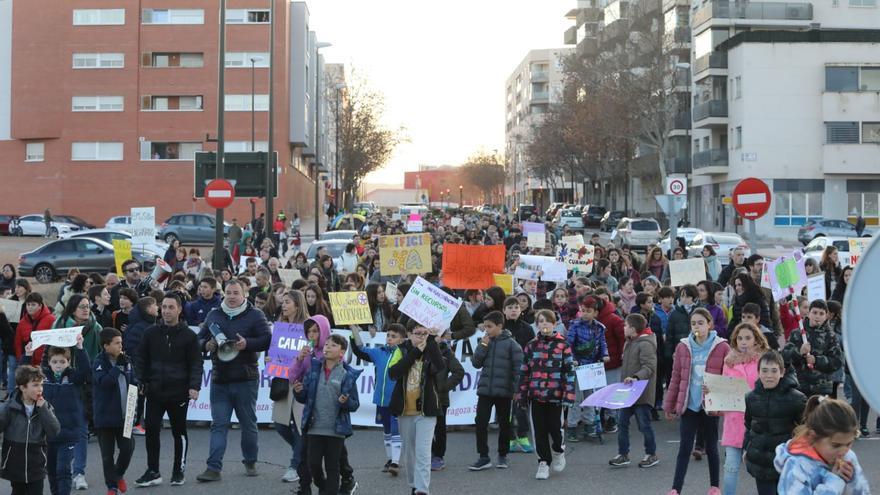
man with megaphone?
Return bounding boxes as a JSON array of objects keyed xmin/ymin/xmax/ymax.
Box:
[{"xmin": 194, "ymin": 279, "xmax": 272, "ymax": 483}]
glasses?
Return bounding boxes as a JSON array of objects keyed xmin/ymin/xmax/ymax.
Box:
[{"xmin": 77, "ymin": 304, "xmax": 90, "ymax": 310}]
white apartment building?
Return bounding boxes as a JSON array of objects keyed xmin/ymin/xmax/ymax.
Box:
[{"xmin": 689, "ymin": 0, "xmax": 880, "ymax": 238}]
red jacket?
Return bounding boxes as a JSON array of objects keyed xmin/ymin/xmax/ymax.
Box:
[
  {"xmin": 779, "ymin": 302, "xmax": 801, "ymax": 340},
  {"xmin": 663, "ymin": 334, "xmax": 730, "ymax": 416},
  {"xmin": 598, "ymin": 300, "xmax": 626, "ymax": 371},
  {"xmin": 14, "ymin": 304, "xmax": 56, "ymax": 364}
]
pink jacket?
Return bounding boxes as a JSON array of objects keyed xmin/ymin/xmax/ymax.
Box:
[
  {"xmin": 288, "ymin": 314, "xmax": 331, "ymax": 383},
  {"xmin": 663, "ymin": 334, "xmax": 730, "ymax": 416},
  {"xmin": 720, "ymin": 349, "xmax": 761, "ymax": 448}
]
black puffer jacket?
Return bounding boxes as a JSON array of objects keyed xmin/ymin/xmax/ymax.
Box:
[
  {"xmin": 743, "ymin": 373, "xmax": 807, "ymax": 482},
  {"xmin": 664, "ymin": 305, "xmax": 693, "ymax": 361},
  {"xmin": 472, "ymin": 330, "xmax": 524, "ymax": 398},
  {"xmin": 0, "ymin": 391, "xmax": 61, "ymax": 483},
  {"xmin": 782, "ymin": 321, "xmax": 843, "ymax": 397},
  {"xmin": 437, "ymin": 342, "xmax": 465, "ymax": 408},
  {"xmin": 388, "ymin": 339, "xmax": 447, "ymax": 417},
  {"xmin": 134, "ymin": 321, "xmax": 203, "ymax": 401}
]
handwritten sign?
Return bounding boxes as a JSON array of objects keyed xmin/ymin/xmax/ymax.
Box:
[
  {"xmin": 493, "ymin": 274, "xmax": 514, "ymax": 295},
  {"xmin": 277, "ymin": 268, "xmax": 302, "ymax": 287},
  {"xmin": 450, "ymin": 217, "xmax": 462, "ymax": 228},
  {"xmin": 514, "ymin": 255, "xmax": 567, "ymax": 282},
  {"xmin": 582, "ymin": 380, "xmax": 649, "ymax": 410},
  {"xmin": 441, "ymin": 244, "xmax": 506, "ymax": 289},
  {"xmin": 398, "ymin": 276, "xmax": 463, "ymax": 330},
  {"xmin": 0, "ymin": 299, "xmax": 23, "ymax": 323},
  {"xmin": 668, "ymin": 257, "xmax": 706, "ymax": 287},
  {"xmin": 267, "ymin": 322, "xmax": 306, "ymax": 378},
  {"xmin": 130, "ymin": 207, "xmax": 156, "ymax": 246},
  {"xmin": 522, "ymin": 222, "xmax": 544, "ymax": 235},
  {"xmin": 527, "ymin": 232, "xmax": 546, "ymax": 249},
  {"xmin": 766, "ymin": 250, "xmax": 808, "ymax": 301},
  {"xmin": 329, "ymin": 292, "xmax": 373, "ymax": 325},
  {"xmin": 30, "ymin": 326, "xmax": 84, "ymax": 349},
  {"xmin": 556, "ymin": 235, "xmax": 594, "ymax": 273},
  {"xmin": 122, "ymin": 384, "xmax": 139, "ymax": 438},
  {"xmin": 575, "ymin": 363, "xmax": 607, "ymax": 390},
  {"xmin": 406, "ymin": 220, "xmax": 423, "ymax": 233},
  {"xmin": 806, "ymin": 273, "xmax": 826, "ymax": 303},
  {"xmin": 704, "ymin": 373, "xmax": 750, "ymax": 413},
  {"xmin": 112, "ymin": 239, "xmax": 132, "ymax": 276},
  {"xmin": 379, "ymin": 234, "xmax": 432, "ymax": 276},
  {"xmin": 849, "ymin": 238, "xmax": 871, "ymax": 266},
  {"xmin": 385, "ymin": 282, "xmax": 398, "ymax": 303}
]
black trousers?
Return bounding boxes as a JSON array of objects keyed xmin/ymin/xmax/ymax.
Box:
[
  {"xmin": 475, "ymin": 396, "xmax": 512, "ymax": 457},
  {"xmin": 10, "ymin": 480, "xmax": 43, "ymax": 495},
  {"xmin": 756, "ymin": 479, "xmax": 778, "ymax": 495},
  {"xmin": 307, "ymin": 435, "xmax": 345, "ymax": 495},
  {"xmin": 530, "ymin": 401, "xmax": 563, "ymax": 464},
  {"xmin": 144, "ymin": 397, "xmax": 189, "ymax": 473},
  {"xmin": 298, "ymin": 435, "xmax": 354, "ymax": 491},
  {"xmin": 513, "ymin": 401, "xmax": 530, "ymax": 438},
  {"xmin": 96, "ymin": 428, "xmax": 135, "ymax": 489},
  {"xmin": 431, "ymin": 406, "xmax": 448, "ymax": 458}
]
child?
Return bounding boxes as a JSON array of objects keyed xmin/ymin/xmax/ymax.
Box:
[
  {"xmin": 609, "ymin": 313, "xmax": 659, "ymax": 469},
  {"xmin": 516, "ymin": 309, "xmax": 574, "ymax": 479},
  {"xmin": 93, "ymin": 328, "xmax": 135, "ymax": 495},
  {"xmin": 111, "ymin": 288, "xmax": 138, "ymax": 332},
  {"xmin": 783, "ymin": 300, "xmax": 843, "ymax": 398},
  {"xmin": 501, "ymin": 296, "xmax": 535, "ymax": 453},
  {"xmin": 293, "ymin": 334, "xmax": 361, "ymax": 495},
  {"xmin": 565, "ymin": 295, "xmax": 609, "ymax": 442},
  {"xmin": 654, "ymin": 287, "xmax": 675, "ymax": 411},
  {"xmin": 469, "ymin": 310, "xmax": 523, "ymax": 470},
  {"xmin": 350, "ymin": 323, "xmax": 404, "ymax": 476},
  {"xmin": 741, "ymin": 302, "xmax": 778, "ymax": 350},
  {"xmin": 22, "ymin": 336, "xmax": 89, "ymax": 495},
  {"xmin": 0, "ymin": 365, "xmax": 61, "ymax": 495},
  {"xmin": 775, "ymin": 397, "xmax": 870, "ymax": 494},
  {"xmin": 663, "ymin": 308, "xmax": 730, "ymax": 495},
  {"xmin": 743, "ymin": 351, "xmax": 807, "ymax": 495},
  {"xmin": 825, "ymin": 300, "xmax": 844, "ymax": 398}
]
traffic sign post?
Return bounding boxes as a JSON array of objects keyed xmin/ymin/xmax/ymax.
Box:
[
  {"xmin": 665, "ymin": 177, "xmax": 687, "ymax": 196},
  {"xmin": 656, "ymin": 194, "xmax": 687, "ymax": 255},
  {"xmin": 732, "ymin": 178, "xmax": 772, "ymax": 252}
]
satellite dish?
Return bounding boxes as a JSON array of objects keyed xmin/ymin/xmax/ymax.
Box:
[{"xmin": 842, "ymin": 237, "xmax": 879, "ymax": 410}]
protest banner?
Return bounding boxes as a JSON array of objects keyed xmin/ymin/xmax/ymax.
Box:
[
  {"xmin": 406, "ymin": 220, "xmax": 423, "ymax": 233},
  {"xmin": 582, "ymin": 381, "xmax": 649, "ymax": 410},
  {"xmin": 378, "ymin": 233, "xmax": 432, "ymax": 276},
  {"xmin": 556, "ymin": 235, "xmax": 594, "ymax": 273},
  {"xmin": 704, "ymin": 373, "xmax": 750, "ymax": 413},
  {"xmin": 668, "ymin": 258, "xmax": 706, "ymax": 287},
  {"xmin": 849, "ymin": 238, "xmax": 871, "ymax": 265},
  {"xmin": 575, "ymin": 362, "xmax": 607, "ymax": 390},
  {"xmin": 30, "ymin": 326, "xmax": 83, "ymax": 349},
  {"xmin": 267, "ymin": 322, "xmax": 307, "ymax": 378},
  {"xmin": 766, "ymin": 250, "xmax": 808, "ymax": 301},
  {"xmin": 130, "ymin": 207, "xmax": 156, "ymax": 246},
  {"xmin": 493, "ymin": 273, "xmax": 514, "ymax": 295},
  {"xmin": 398, "ymin": 276, "xmax": 463, "ymax": 330},
  {"xmin": 527, "ymin": 232, "xmax": 546, "ymax": 249},
  {"xmin": 807, "ymin": 273, "xmax": 826, "ymax": 303},
  {"xmin": 112, "ymin": 239, "xmax": 132, "ymax": 276},
  {"xmin": 329, "ymin": 292, "xmax": 373, "ymax": 325},
  {"xmin": 513, "ymin": 255, "xmax": 567, "ymax": 282},
  {"xmin": 277, "ymin": 268, "xmax": 302, "ymax": 287},
  {"xmin": 385, "ymin": 282, "xmax": 398, "ymax": 303},
  {"xmin": 442, "ymin": 243, "xmax": 506, "ymax": 289},
  {"xmin": 522, "ymin": 222, "xmax": 544, "ymax": 235},
  {"xmin": 122, "ymin": 384, "xmax": 139, "ymax": 439},
  {"xmin": 0, "ymin": 298, "xmax": 23, "ymax": 322}
]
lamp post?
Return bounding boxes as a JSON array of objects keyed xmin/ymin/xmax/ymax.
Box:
[
  {"xmin": 213, "ymin": 0, "xmax": 228, "ymax": 270},
  {"xmin": 314, "ymin": 42, "xmax": 331, "ymax": 239},
  {"xmin": 249, "ymin": 56, "xmax": 263, "ymax": 151},
  {"xmin": 446, "ymin": 188, "xmax": 450, "ymax": 209},
  {"xmin": 334, "ymin": 83, "xmax": 346, "ymax": 211},
  {"xmin": 459, "ymin": 185, "xmax": 463, "ymax": 209},
  {"xmin": 439, "ymin": 191, "xmax": 443, "ymax": 209}
]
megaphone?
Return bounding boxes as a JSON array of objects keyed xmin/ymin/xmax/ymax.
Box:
[
  {"xmin": 150, "ymin": 257, "xmax": 173, "ymax": 281},
  {"xmin": 209, "ymin": 322, "xmax": 240, "ymax": 362}
]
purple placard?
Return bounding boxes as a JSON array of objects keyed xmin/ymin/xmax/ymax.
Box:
[
  {"xmin": 267, "ymin": 322, "xmax": 307, "ymax": 378},
  {"xmin": 581, "ymin": 380, "xmax": 649, "ymax": 410},
  {"xmin": 522, "ymin": 222, "xmax": 544, "ymax": 235}
]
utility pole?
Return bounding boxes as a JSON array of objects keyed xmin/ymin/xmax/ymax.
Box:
[
  {"xmin": 213, "ymin": 0, "xmax": 227, "ymax": 270},
  {"xmin": 265, "ymin": 0, "xmax": 275, "ymax": 241}
]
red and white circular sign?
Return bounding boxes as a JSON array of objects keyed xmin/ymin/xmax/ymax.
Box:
[
  {"xmin": 732, "ymin": 178, "xmax": 771, "ymax": 219},
  {"xmin": 204, "ymin": 179, "xmax": 235, "ymax": 209}
]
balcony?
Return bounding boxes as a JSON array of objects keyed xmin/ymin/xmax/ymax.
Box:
[
  {"xmin": 692, "ymin": 148, "xmax": 729, "ymax": 174},
  {"xmin": 577, "ymin": 37, "xmax": 599, "ymax": 56},
  {"xmin": 564, "ymin": 26, "xmax": 577, "ymax": 45},
  {"xmin": 531, "ymin": 91, "xmax": 550, "ymax": 103},
  {"xmin": 693, "ymin": 99, "xmax": 728, "ymax": 128},
  {"xmin": 664, "ymin": 156, "xmax": 691, "ymax": 175},
  {"xmin": 577, "ymin": 7, "xmax": 603, "ymax": 25},
  {"xmin": 693, "ymin": 52, "xmax": 728, "ymax": 77},
  {"xmin": 600, "ymin": 18, "xmax": 629, "ymax": 46},
  {"xmin": 632, "ymin": 0, "xmax": 660, "ymax": 28},
  {"xmin": 531, "ymin": 71, "xmax": 549, "ymax": 82},
  {"xmin": 668, "ymin": 111, "xmax": 692, "ymax": 133},
  {"xmin": 693, "ymin": 1, "xmax": 813, "ymax": 28}
]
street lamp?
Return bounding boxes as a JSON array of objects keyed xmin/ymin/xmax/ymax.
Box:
[
  {"xmin": 314, "ymin": 41, "xmax": 332, "ymax": 238},
  {"xmin": 249, "ymin": 56, "xmax": 263, "ymax": 151},
  {"xmin": 459, "ymin": 185, "xmax": 463, "ymax": 209},
  {"xmin": 446, "ymin": 189, "xmax": 450, "ymax": 209},
  {"xmin": 439, "ymin": 191, "xmax": 443, "ymax": 209},
  {"xmin": 334, "ymin": 82, "xmax": 346, "ymax": 211}
]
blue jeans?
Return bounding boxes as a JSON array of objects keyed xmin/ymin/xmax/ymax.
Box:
[
  {"xmin": 207, "ymin": 380, "xmax": 259, "ymax": 472},
  {"xmin": 5, "ymin": 354, "xmax": 17, "ymax": 395},
  {"xmin": 73, "ymin": 424, "xmax": 88, "ymax": 476},
  {"xmin": 722, "ymin": 446, "xmax": 743, "ymax": 495},
  {"xmin": 47, "ymin": 440, "xmax": 76, "ymax": 495},
  {"xmin": 274, "ymin": 421, "xmax": 302, "ymax": 469},
  {"xmin": 617, "ymin": 404, "xmax": 656, "ymax": 456}
]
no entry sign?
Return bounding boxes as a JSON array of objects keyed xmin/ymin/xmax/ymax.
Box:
[
  {"xmin": 204, "ymin": 179, "xmax": 235, "ymax": 209},
  {"xmin": 732, "ymin": 178, "xmax": 771, "ymax": 219}
]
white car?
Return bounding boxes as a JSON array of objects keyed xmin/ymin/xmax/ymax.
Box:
[
  {"xmin": 60, "ymin": 229, "xmax": 169, "ymax": 257},
  {"xmin": 659, "ymin": 228, "xmax": 705, "ymax": 254},
  {"xmin": 13, "ymin": 214, "xmax": 80, "ymax": 237},
  {"xmin": 615, "ymin": 217, "xmax": 662, "ymax": 248},
  {"xmin": 687, "ymin": 232, "xmax": 752, "ymax": 265},
  {"xmin": 104, "ymin": 215, "xmax": 161, "ymax": 237},
  {"xmin": 554, "ymin": 209, "xmax": 583, "ymax": 230},
  {"xmin": 802, "ymin": 236, "xmax": 863, "ymax": 268}
]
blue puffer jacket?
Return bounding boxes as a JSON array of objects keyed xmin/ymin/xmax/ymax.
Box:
[
  {"xmin": 184, "ymin": 294, "xmax": 222, "ymax": 326},
  {"xmin": 351, "ymin": 340, "xmax": 397, "ymax": 407},
  {"xmin": 92, "ymin": 351, "xmax": 135, "ymax": 428},
  {"xmin": 566, "ymin": 317, "xmax": 608, "ymax": 365},
  {"xmin": 123, "ymin": 306, "xmax": 155, "ymax": 356},
  {"xmin": 22, "ymin": 348, "xmax": 90, "ymax": 443},
  {"xmin": 294, "ymin": 358, "xmax": 362, "ymax": 437},
  {"xmin": 197, "ymin": 303, "xmax": 272, "ymax": 384},
  {"xmin": 775, "ymin": 439, "xmax": 870, "ymax": 495}
]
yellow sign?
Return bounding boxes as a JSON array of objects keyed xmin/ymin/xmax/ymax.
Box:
[
  {"xmin": 112, "ymin": 239, "xmax": 132, "ymax": 276},
  {"xmin": 328, "ymin": 291, "xmax": 374, "ymax": 325},
  {"xmin": 378, "ymin": 234, "xmax": 432, "ymax": 276},
  {"xmin": 493, "ymin": 273, "xmax": 514, "ymax": 295},
  {"xmin": 722, "ymin": 196, "xmax": 733, "ymax": 205}
]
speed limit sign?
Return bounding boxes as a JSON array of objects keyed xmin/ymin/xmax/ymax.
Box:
[{"xmin": 666, "ymin": 177, "xmax": 687, "ymax": 196}]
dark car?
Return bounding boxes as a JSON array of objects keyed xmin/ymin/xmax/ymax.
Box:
[
  {"xmin": 0, "ymin": 215, "xmax": 17, "ymax": 236},
  {"xmin": 157, "ymin": 213, "xmax": 230, "ymax": 244},
  {"xmin": 54, "ymin": 215, "xmax": 96, "ymax": 230},
  {"xmin": 517, "ymin": 204, "xmax": 537, "ymax": 221},
  {"xmin": 600, "ymin": 210, "xmax": 627, "ymax": 232},
  {"xmin": 18, "ymin": 237, "xmax": 157, "ymax": 284},
  {"xmin": 581, "ymin": 205, "xmax": 608, "ymax": 228}
]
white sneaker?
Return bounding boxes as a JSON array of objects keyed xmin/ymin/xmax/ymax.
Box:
[
  {"xmin": 551, "ymin": 450, "xmax": 566, "ymax": 472},
  {"xmin": 535, "ymin": 461, "xmax": 550, "ymax": 480},
  {"xmin": 282, "ymin": 467, "xmax": 300, "ymax": 483},
  {"xmin": 73, "ymin": 474, "xmax": 89, "ymax": 490}
]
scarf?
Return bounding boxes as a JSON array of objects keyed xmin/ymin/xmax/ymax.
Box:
[{"xmin": 221, "ymin": 300, "xmax": 248, "ymax": 319}]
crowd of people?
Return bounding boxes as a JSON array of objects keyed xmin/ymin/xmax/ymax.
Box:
[{"xmin": 0, "ymin": 206, "xmax": 874, "ymax": 495}]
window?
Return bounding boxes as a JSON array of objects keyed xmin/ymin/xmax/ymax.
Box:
[
  {"xmin": 225, "ymin": 52, "xmax": 269, "ymax": 67},
  {"xmin": 71, "ymin": 142, "xmax": 123, "ymax": 161},
  {"xmin": 826, "ymin": 66, "xmax": 859, "ymax": 91},
  {"xmin": 225, "ymin": 141, "xmax": 269, "ymax": 152},
  {"xmin": 142, "ymin": 9, "xmax": 204, "ymax": 24},
  {"xmin": 850, "ymin": 0, "xmax": 877, "ymax": 6},
  {"xmin": 73, "ymin": 9, "xmax": 125, "ymax": 25},
  {"xmin": 735, "ymin": 126, "xmax": 742, "ymax": 149},
  {"xmin": 141, "ymin": 95, "xmax": 203, "ymax": 111},
  {"xmin": 72, "ymin": 53, "xmax": 124, "ymax": 69},
  {"xmin": 25, "ymin": 143, "xmax": 44, "ymax": 162},
  {"xmin": 224, "ymin": 94, "xmax": 269, "ymax": 111},
  {"xmin": 774, "ymin": 179, "xmax": 824, "ymax": 226},
  {"xmin": 71, "ymin": 96, "xmax": 124, "ymax": 112},
  {"xmin": 825, "ymin": 122, "xmax": 859, "ymax": 143},
  {"xmin": 735, "ymin": 76, "xmax": 742, "ymax": 99},
  {"xmin": 146, "ymin": 52, "xmax": 204, "ymax": 68},
  {"xmin": 226, "ymin": 9, "xmax": 270, "ymax": 23},
  {"xmin": 861, "ymin": 67, "xmax": 880, "ymax": 90},
  {"xmin": 862, "ymin": 122, "xmax": 880, "ymax": 143},
  {"xmin": 140, "ymin": 141, "xmax": 202, "ymax": 160}
]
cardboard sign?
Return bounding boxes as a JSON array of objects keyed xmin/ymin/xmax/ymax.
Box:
[
  {"xmin": 267, "ymin": 322, "xmax": 307, "ymax": 378},
  {"xmin": 527, "ymin": 232, "xmax": 546, "ymax": 249},
  {"xmin": 668, "ymin": 258, "xmax": 706, "ymax": 287},
  {"xmin": 766, "ymin": 250, "xmax": 808, "ymax": 301},
  {"xmin": 807, "ymin": 273, "xmax": 827, "ymax": 303},
  {"xmin": 130, "ymin": 207, "xmax": 156, "ymax": 246},
  {"xmin": 441, "ymin": 244, "xmax": 506, "ymax": 289},
  {"xmin": 581, "ymin": 380, "xmax": 649, "ymax": 410},
  {"xmin": 493, "ymin": 273, "xmax": 514, "ymax": 295},
  {"xmin": 575, "ymin": 363, "xmax": 607, "ymax": 391},
  {"xmin": 378, "ymin": 234, "xmax": 432, "ymax": 276},
  {"xmin": 704, "ymin": 373, "xmax": 751, "ymax": 413},
  {"xmin": 556, "ymin": 235, "xmax": 594, "ymax": 273},
  {"xmin": 329, "ymin": 292, "xmax": 374, "ymax": 325},
  {"xmin": 30, "ymin": 326, "xmax": 84, "ymax": 349},
  {"xmin": 522, "ymin": 222, "xmax": 544, "ymax": 235},
  {"xmin": 385, "ymin": 282, "xmax": 398, "ymax": 303},
  {"xmin": 451, "ymin": 217, "xmax": 462, "ymax": 228},
  {"xmin": 406, "ymin": 220, "xmax": 423, "ymax": 233},
  {"xmin": 513, "ymin": 255, "xmax": 567, "ymax": 282},
  {"xmin": 277, "ymin": 268, "xmax": 302, "ymax": 287},
  {"xmin": 849, "ymin": 238, "xmax": 871, "ymax": 265},
  {"xmin": 0, "ymin": 299, "xmax": 23, "ymax": 323},
  {"xmin": 122, "ymin": 384, "xmax": 139, "ymax": 439},
  {"xmin": 398, "ymin": 276, "xmax": 463, "ymax": 330},
  {"xmin": 112, "ymin": 239, "xmax": 132, "ymax": 276}
]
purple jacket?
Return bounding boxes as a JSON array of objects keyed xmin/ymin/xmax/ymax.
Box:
[{"xmin": 706, "ymin": 303, "xmax": 729, "ymax": 339}]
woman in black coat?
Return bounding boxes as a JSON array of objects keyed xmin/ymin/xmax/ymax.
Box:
[{"xmin": 730, "ymin": 273, "xmax": 771, "ymax": 329}]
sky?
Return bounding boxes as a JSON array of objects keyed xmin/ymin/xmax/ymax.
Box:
[{"xmin": 308, "ymin": 0, "xmax": 572, "ymax": 185}]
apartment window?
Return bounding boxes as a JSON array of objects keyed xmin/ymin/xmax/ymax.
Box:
[
  {"xmin": 847, "ymin": 180, "xmax": 880, "ymax": 221},
  {"xmin": 850, "ymin": 0, "xmax": 877, "ymax": 6},
  {"xmin": 71, "ymin": 96, "xmax": 124, "ymax": 112},
  {"xmin": 145, "ymin": 52, "xmax": 204, "ymax": 68},
  {"xmin": 734, "ymin": 127, "xmax": 742, "ymax": 149},
  {"xmin": 71, "ymin": 142, "xmax": 123, "ymax": 161},
  {"xmin": 774, "ymin": 180, "xmax": 824, "ymax": 226},
  {"xmin": 25, "ymin": 143, "xmax": 45, "ymax": 162},
  {"xmin": 141, "ymin": 95, "xmax": 203, "ymax": 111},
  {"xmin": 226, "ymin": 9, "xmax": 270, "ymax": 23},
  {"xmin": 140, "ymin": 141, "xmax": 202, "ymax": 160},
  {"xmin": 862, "ymin": 122, "xmax": 880, "ymax": 143},
  {"xmin": 72, "ymin": 53, "xmax": 124, "ymax": 69},
  {"xmin": 825, "ymin": 122, "xmax": 859, "ymax": 143},
  {"xmin": 225, "ymin": 141, "xmax": 269, "ymax": 152},
  {"xmin": 735, "ymin": 76, "xmax": 742, "ymax": 99},
  {"xmin": 73, "ymin": 9, "xmax": 125, "ymax": 25},
  {"xmin": 693, "ymin": 139, "xmax": 700, "ymax": 153},
  {"xmin": 142, "ymin": 9, "xmax": 204, "ymax": 24},
  {"xmin": 225, "ymin": 52, "xmax": 270, "ymax": 67},
  {"xmin": 861, "ymin": 67, "xmax": 880, "ymax": 90},
  {"xmin": 224, "ymin": 94, "xmax": 269, "ymax": 111}
]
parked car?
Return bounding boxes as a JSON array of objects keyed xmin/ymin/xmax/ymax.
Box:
[
  {"xmin": 797, "ymin": 219, "xmax": 874, "ymax": 245},
  {"xmin": 517, "ymin": 204, "xmax": 538, "ymax": 221},
  {"xmin": 353, "ymin": 202, "xmax": 377, "ymax": 215},
  {"xmin": 686, "ymin": 232, "xmax": 752, "ymax": 265},
  {"xmin": 18, "ymin": 237, "xmax": 158, "ymax": 284},
  {"xmin": 60, "ymin": 229, "xmax": 168, "ymax": 257},
  {"xmin": 157, "ymin": 213, "xmax": 230, "ymax": 244},
  {"xmin": 555, "ymin": 208, "xmax": 584, "ymax": 230},
  {"xmin": 659, "ymin": 228, "xmax": 705, "ymax": 254},
  {"xmin": 305, "ymin": 239, "xmax": 350, "ymax": 264},
  {"xmin": 545, "ymin": 202, "xmax": 566, "ymax": 220},
  {"xmin": 801, "ymin": 236, "xmax": 867, "ymax": 268},
  {"xmin": 104, "ymin": 215, "xmax": 162, "ymax": 236},
  {"xmin": 581, "ymin": 205, "xmax": 608, "ymax": 228},
  {"xmin": 320, "ymin": 230, "xmax": 358, "ymax": 242},
  {"xmin": 54, "ymin": 215, "xmax": 96, "ymax": 230},
  {"xmin": 614, "ymin": 217, "xmax": 661, "ymax": 248},
  {"xmin": 0, "ymin": 215, "xmax": 17, "ymax": 236},
  {"xmin": 600, "ymin": 210, "xmax": 627, "ymax": 232},
  {"xmin": 12, "ymin": 214, "xmax": 81, "ymax": 237}
]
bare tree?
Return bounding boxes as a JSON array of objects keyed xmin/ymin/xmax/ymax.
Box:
[{"xmin": 461, "ymin": 151, "xmax": 506, "ymax": 204}]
